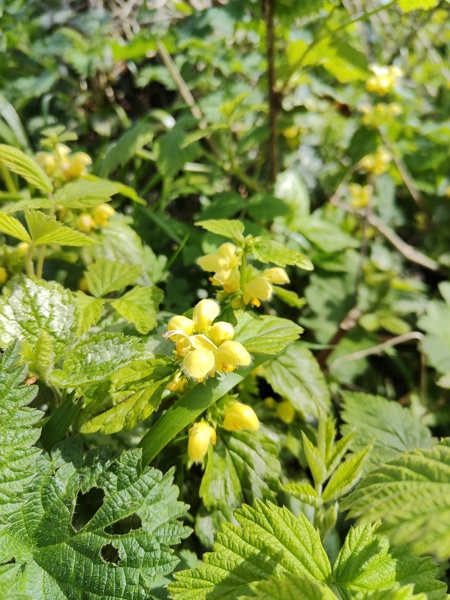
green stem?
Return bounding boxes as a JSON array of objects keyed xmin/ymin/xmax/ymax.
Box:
[
  {"xmin": 25, "ymin": 244, "xmax": 36, "ymax": 279},
  {"xmin": 40, "ymin": 393, "xmax": 83, "ymax": 452},
  {"xmin": 0, "ymin": 163, "xmax": 17, "ymax": 193},
  {"xmin": 139, "ymin": 356, "xmax": 266, "ymax": 466}
]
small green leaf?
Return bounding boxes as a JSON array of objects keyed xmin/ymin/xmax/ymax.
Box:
[
  {"xmin": 252, "ymin": 239, "xmax": 313, "ymax": 270},
  {"xmin": 0, "ymin": 212, "xmax": 31, "ymax": 242},
  {"xmin": 322, "ymin": 446, "xmax": 370, "ymax": 503},
  {"xmin": 282, "ymin": 481, "xmax": 321, "ymax": 507},
  {"xmin": 302, "ymin": 432, "xmax": 327, "ymax": 486},
  {"xmin": 111, "ymin": 285, "xmax": 163, "ymax": 334},
  {"xmin": 272, "ymin": 285, "xmax": 306, "ymax": 309},
  {"xmin": 233, "ymin": 311, "xmax": 303, "ymax": 354},
  {"xmin": 53, "ymin": 179, "xmax": 121, "ymax": 209},
  {"xmin": 196, "ymin": 219, "xmax": 245, "ymax": 242},
  {"xmin": 85, "ymin": 258, "xmax": 142, "ymax": 298},
  {"xmin": 74, "ymin": 291, "xmax": 104, "ymax": 335},
  {"xmin": 25, "ymin": 210, "xmax": 96, "ymax": 246},
  {"xmin": 398, "ymin": 0, "xmax": 439, "ymax": 11},
  {"xmin": 0, "ymin": 144, "xmax": 53, "ymax": 192}
]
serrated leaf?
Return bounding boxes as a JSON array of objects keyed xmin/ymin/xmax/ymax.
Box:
[
  {"xmin": 51, "ymin": 332, "xmax": 150, "ymax": 388},
  {"xmin": 0, "ymin": 211, "xmax": 31, "ymax": 242},
  {"xmin": 302, "ymin": 432, "xmax": 327, "ymax": 486},
  {"xmin": 79, "ymin": 356, "xmax": 175, "ymax": 434},
  {"xmin": 74, "ymin": 291, "xmax": 104, "ymax": 335},
  {"xmin": 418, "ymin": 297, "xmax": 450, "ymax": 374},
  {"xmin": 99, "ymin": 123, "xmax": 154, "ymax": 177},
  {"xmin": 111, "ymin": 285, "xmax": 162, "ymax": 334},
  {"xmin": 25, "ymin": 210, "xmax": 97, "ymax": 246},
  {"xmin": 85, "ymin": 258, "xmax": 142, "ymax": 297},
  {"xmin": 282, "ymin": 481, "xmax": 320, "ymax": 507},
  {"xmin": 252, "ymin": 239, "xmax": 313, "ymax": 270},
  {"xmin": 0, "ymin": 143, "xmax": 53, "ymax": 192},
  {"xmin": 21, "ymin": 329, "xmax": 55, "ymax": 380},
  {"xmin": 341, "ymin": 392, "xmax": 435, "ymax": 472},
  {"xmin": 1, "ymin": 439, "xmax": 189, "ymax": 599},
  {"xmin": 0, "ymin": 197, "xmax": 53, "ymax": 213},
  {"xmin": 342, "ymin": 439, "xmax": 450, "ymax": 559},
  {"xmin": 53, "ymin": 179, "xmax": 121, "ymax": 209},
  {"xmin": 322, "ymin": 446, "xmax": 370, "ymax": 503},
  {"xmin": 196, "ymin": 219, "xmax": 245, "ymax": 242},
  {"xmin": 0, "ymin": 342, "xmax": 41, "ymax": 522},
  {"xmin": 263, "ymin": 343, "xmax": 330, "ymax": 419},
  {"xmin": 233, "ymin": 311, "xmax": 303, "ymax": 354},
  {"xmin": 0, "ymin": 276, "xmax": 77, "ymax": 358},
  {"xmin": 249, "ymin": 574, "xmax": 338, "ymax": 600},
  {"xmin": 398, "ymin": 0, "xmax": 439, "ymax": 11}
]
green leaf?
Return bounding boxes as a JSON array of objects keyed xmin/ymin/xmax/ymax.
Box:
[
  {"xmin": 233, "ymin": 311, "xmax": 303, "ymax": 354},
  {"xmin": 0, "ymin": 143, "xmax": 53, "ymax": 192},
  {"xmin": 21, "ymin": 329, "xmax": 55, "ymax": 380},
  {"xmin": 196, "ymin": 219, "xmax": 245, "ymax": 242},
  {"xmin": 85, "ymin": 258, "xmax": 142, "ymax": 297},
  {"xmin": 322, "ymin": 446, "xmax": 370, "ymax": 503},
  {"xmin": 74, "ymin": 291, "xmax": 104, "ymax": 335},
  {"xmin": 302, "ymin": 431, "xmax": 327, "ymax": 486},
  {"xmin": 321, "ymin": 40, "xmax": 369, "ymax": 83},
  {"xmin": 342, "ymin": 439, "xmax": 450, "ymax": 559},
  {"xmin": 53, "ymin": 179, "xmax": 121, "ymax": 209},
  {"xmin": 0, "ymin": 276, "xmax": 77, "ymax": 359},
  {"xmin": 299, "ymin": 217, "xmax": 359, "ymax": 253},
  {"xmin": 0, "ymin": 212, "xmax": 31, "ymax": 242},
  {"xmin": 99, "ymin": 122, "xmax": 154, "ymax": 177},
  {"xmin": 398, "ymin": 0, "xmax": 439, "ymax": 11},
  {"xmin": 341, "ymin": 392, "xmax": 435, "ymax": 472},
  {"xmin": 418, "ymin": 295, "xmax": 450, "ymax": 374},
  {"xmin": 247, "ymin": 193, "xmax": 290, "ymax": 221},
  {"xmin": 111, "ymin": 285, "xmax": 163, "ymax": 334},
  {"xmin": 252, "ymin": 239, "xmax": 313, "ymax": 270},
  {"xmin": 156, "ymin": 126, "xmax": 201, "ymax": 178},
  {"xmin": 0, "ymin": 342, "xmax": 41, "ymax": 523},
  {"xmin": 272, "ymin": 285, "xmax": 306, "ymax": 308},
  {"xmin": 282, "ymin": 481, "xmax": 320, "ymax": 508},
  {"xmin": 249, "ymin": 574, "xmax": 338, "ymax": 600},
  {"xmin": 263, "ymin": 343, "xmax": 330, "ymax": 419},
  {"xmin": 0, "ymin": 197, "xmax": 53, "ymax": 213},
  {"xmin": 1, "ymin": 440, "xmax": 189, "ymax": 599},
  {"xmin": 25, "ymin": 210, "xmax": 97, "ymax": 246},
  {"xmin": 79, "ymin": 357, "xmax": 175, "ymax": 434},
  {"xmin": 51, "ymin": 332, "xmax": 150, "ymax": 388}
]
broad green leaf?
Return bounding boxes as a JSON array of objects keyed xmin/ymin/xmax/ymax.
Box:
[
  {"xmin": 111, "ymin": 285, "xmax": 163, "ymax": 334},
  {"xmin": 79, "ymin": 357, "xmax": 175, "ymax": 434},
  {"xmin": 170, "ymin": 501, "xmax": 332, "ymax": 600},
  {"xmin": 0, "ymin": 343, "xmax": 41, "ymax": 522},
  {"xmin": 156, "ymin": 126, "xmax": 201, "ymax": 178},
  {"xmin": 1, "ymin": 439, "xmax": 189, "ymax": 599},
  {"xmin": 343, "ymin": 439, "xmax": 450, "ymax": 559},
  {"xmin": 25, "ymin": 210, "xmax": 97, "ymax": 246},
  {"xmin": 252, "ymin": 239, "xmax": 313, "ymax": 270},
  {"xmin": 0, "ymin": 277, "xmax": 77, "ymax": 358},
  {"xmin": 99, "ymin": 122, "xmax": 154, "ymax": 177},
  {"xmin": 233, "ymin": 311, "xmax": 303, "ymax": 354},
  {"xmin": 263, "ymin": 343, "xmax": 330, "ymax": 419},
  {"xmin": 51, "ymin": 332, "xmax": 150, "ymax": 388},
  {"xmin": 322, "ymin": 446, "xmax": 370, "ymax": 503},
  {"xmin": 247, "ymin": 193, "xmax": 290, "ymax": 221},
  {"xmin": 418, "ymin": 295, "xmax": 450, "ymax": 374},
  {"xmin": 0, "ymin": 143, "xmax": 53, "ymax": 192},
  {"xmin": 85, "ymin": 258, "xmax": 142, "ymax": 297},
  {"xmin": 0, "ymin": 197, "xmax": 53, "ymax": 213},
  {"xmin": 322, "ymin": 40, "xmax": 369, "ymax": 83},
  {"xmin": 341, "ymin": 392, "xmax": 435, "ymax": 472},
  {"xmin": 0, "ymin": 211, "xmax": 31, "ymax": 242},
  {"xmin": 398, "ymin": 0, "xmax": 439, "ymax": 11},
  {"xmin": 248, "ymin": 575, "xmax": 338, "ymax": 600},
  {"xmin": 53, "ymin": 179, "xmax": 121, "ymax": 209},
  {"xmin": 360, "ymin": 587, "xmax": 427, "ymax": 600},
  {"xmin": 196, "ymin": 219, "xmax": 245, "ymax": 242},
  {"xmin": 74, "ymin": 291, "xmax": 104, "ymax": 335},
  {"xmin": 299, "ymin": 217, "xmax": 359, "ymax": 253},
  {"xmin": 21, "ymin": 330, "xmax": 55, "ymax": 380}
]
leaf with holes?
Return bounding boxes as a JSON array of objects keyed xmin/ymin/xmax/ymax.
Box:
[
  {"xmin": 0, "ymin": 143, "xmax": 53, "ymax": 192},
  {"xmin": 1, "ymin": 438, "xmax": 190, "ymax": 600}
]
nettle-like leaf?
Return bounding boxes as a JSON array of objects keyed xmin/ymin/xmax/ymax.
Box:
[
  {"xmin": 111, "ymin": 285, "xmax": 163, "ymax": 334},
  {"xmin": 247, "ymin": 574, "xmax": 338, "ymax": 600},
  {"xmin": 343, "ymin": 439, "xmax": 450, "ymax": 560},
  {"xmin": 263, "ymin": 342, "xmax": 330, "ymax": 420},
  {"xmin": 74, "ymin": 291, "xmax": 104, "ymax": 335},
  {"xmin": 99, "ymin": 122, "xmax": 154, "ymax": 177},
  {"xmin": 78, "ymin": 357, "xmax": 175, "ymax": 434},
  {"xmin": 53, "ymin": 179, "xmax": 122, "ymax": 209},
  {"xmin": 1, "ymin": 439, "xmax": 190, "ymax": 600},
  {"xmin": 196, "ymin": 219, "xmax": 245, "ymax": 243},
  {"xmin": 233, "ymin": 311, "xmax": 303, "ymax": 354},
  {"xmin": 0, "ymin": 211, "xmax": 31, "ymax": 242},
  {"xmin": 0, "ymin": 342, "xmax": 41, "ymax": 522},
  {"xmin": 169, "ymin": 502, "xmax": 446, "ymax": 600},
  {"xmin": 85, "ymin": 258, "xmax": 142, "ymax": 297},
  {"xmin": 252, "ymin": 239, "xmax": 313, "ymax": 271},
  {"xmin": 341, "ymin": 392, "xmax": 435, "ymax": 472},
  {"xmin": 0, "ymin": 143, "xmax": 53, "ymax": 192},
  {"xmin": 0, "ymin": 276, "xmax": 77, "ymax": 359},
  {"xmin": 25, "ymin": 209, "xmax": 97, "ymax": 246}
]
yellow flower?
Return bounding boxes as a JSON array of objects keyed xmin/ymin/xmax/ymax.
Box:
[
  {"xmin": 348, "ymin": 184, "xmax": 372, "ymax": 208},
  {"xmin": 360, "ymin": 146, "xmax": 391, "ymax": 175},
  {"xmin": 243, "ymin": 276, "xmax": 273, "ymax": 307},
  {"xmin": 64, "ymin": 151, "xmax": 92, "ymax": 180},
  {"xmin": 76, "ymin": 214, "xmax": 96, "ymax": 232},
  {"xmin": 167, "ymin": 372, "xmax": 188, "ymax": 394},
  {"xmin": 208, "ymin": 321, "xmax": 234, "ymax": 345},
  {"xmin": 262, "ymin": 267, "xmax": 290, "ymax": 285},
  {"xmin": 183, "ymin": 348, "xmax": 216, "ymax": 380},
  {"xmin": 188, "ymin": 420, "xmax": 217, "ymax": 462},
  {"xmin": 223, "ymin": 402, "xmax": 259, "ymax": 432},
  {"xmin": 167, "ymin": 315, "xmax": 195, "ymax": 339},
  {"xmin": 197, "ymin": 243, "xmax": 241, "ymax": 293},
  {"xmin": 277, "ymin": 400, "xmax": 295, "ymax": 424},
  {"xmin": 193, "ymin": 298, "xmax": 220, "ymax": 333},
  {"xmin": 214, "ymin": 340, "xmax": 251, "ymax": 373},
  {"xmin": 17, "ymin": 242, "xmax": 29, "ymax": 258},
  {"xmin": 92, "ymin": 203, "xmax": 115, "ymax": 226},
  {"xmin": 366, "ymin": 64, "xmax": 402, "ymax": 95}
]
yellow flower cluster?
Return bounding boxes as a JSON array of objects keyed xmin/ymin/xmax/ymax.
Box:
[
  {"xmin": 76, "ymin": 204, "xmax": 115, "ymax": 232},
  {"xmin": 242, "ymin": 267, "xmax": 289, "ymax": 307},
  {"xmin": 366, "ymin": 64, "xmax": 402, "ymax": 95},
  {"xmin": 360, "ymin": 102, "xmax": 401, "ymax": 128},
  {"xmin": 35, "ymin": 143, "xmax": 91, "ymax": 183},
  {"xmin": 359, "ymin": 146, "xmax": 391, "ymax": 175},
  {"xmin": 348, "ymin": 184, "xmax": 372, "ymax": 209},
  {"xmin": 165, "ymin": 299, "xmax": 251, "ymax": 381}
]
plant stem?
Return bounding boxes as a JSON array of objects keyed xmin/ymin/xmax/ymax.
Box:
[
  {"xmin": 0, "ymin": 162, "xmax": 17, "ymax": 193},
  {"xmin": 263, "ymin": 0, "xmax": 278, "ymax": 183},
  {"xmin": 317, "ymin": 306, "xmax": 362, "ymax": 368},
  {"xmin": 25, "ymin": 244, "xmax": 36, "ymax": 279}
]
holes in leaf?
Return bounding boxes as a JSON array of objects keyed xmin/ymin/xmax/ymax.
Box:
[
  {"xmin": 71, "ymin": 487, "xmax": 105, "ymax": 531},
  {"xmin": 104, "ymin": 513, "xmax": 142, "ymax": 536},
  {"xmin": 100, "ymin": 544, "xmax": 120, "ymax": 565}
]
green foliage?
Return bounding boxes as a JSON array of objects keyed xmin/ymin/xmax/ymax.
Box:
[
  {"xmin": 110, "ymin": 285, "xmax": 163, "ymax": 334},
  {"xmin": 251, "ymin": 239, "xmax": 313, "ymax": 270},
  {"xmin": 0, "ymin": 143, "xmax": 53, "ymax": 192},
  {"xmin": 196, "ymin": 219, "xmax": 245, "ymax": 243},
  {"xmin": 84, "ymin": 259, "xmax": 142, "ymax": 297},
  {"xmin": 233, "ymin": 311, "xmax": 303, "ymax": 354}
]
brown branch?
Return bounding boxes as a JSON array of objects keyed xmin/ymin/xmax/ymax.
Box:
[{"xmin": 317, "ymin": 306, "xmax": 362, "ymax": 368}]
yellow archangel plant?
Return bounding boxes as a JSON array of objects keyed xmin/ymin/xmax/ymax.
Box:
[{"xmin": 164, "ymin": 299, "xmax": 251, "ymax": 381}]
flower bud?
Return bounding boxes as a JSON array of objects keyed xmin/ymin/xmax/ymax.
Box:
[
  {"xmin": 167, "ymin": 315, "xmax": 195, "ymax": 337},
  {"xmin": 0, "ymin": 267, "xmax": 7, "ymax": 286},
  {"xmin": 183, "ymin": 348, "xmax": 215, "ymax": 380},
  {"xmin": 277, "ymin": 400, "xmax": 295, "ymax": 424},
  {"xmin": 214, "ymin": 340, "xmax": 251, "ymax": 373},
  {"xmin": 17, "ymin": 242, "xmax": 29, "ymax": 258},
  {"xmin": 208, "ymin": 321, "xmax": 234, "ymax": 345},
  {"xmin": 188, "ymin": 420, "xmax": 216, "ymax": 462},
  {"xmin": 223, "ymin": 402, "xmax": 259, "ymax": 432},
  {"xmin": 167, "ymin": 372, "xmax": 188, "ymax": 394},
  {"xmin": 78, "ymin": 277, "xmax": 89, "ymax": 293},
  {"xmin": 193, "ymin": 299, "xmax": 220, "ymax": 332},
  {"xmin": 76, "ymin": 214, "xmax": 96, "ymax": 232},
  {"xmin": 92, "ymin": 203, "xmax": 115, "ymax": 226},
  {"xmin": 262, "ymin": 267, "xmax": 290, "ymax": 285}
]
